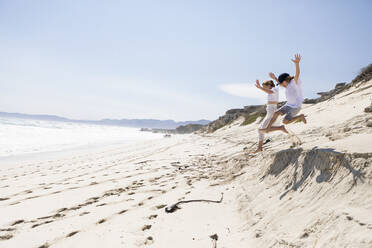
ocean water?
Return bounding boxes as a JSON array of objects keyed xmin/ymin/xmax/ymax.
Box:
[{"xmin": 0, "ymin": 117, "xmax": 163, "ymax": 157}]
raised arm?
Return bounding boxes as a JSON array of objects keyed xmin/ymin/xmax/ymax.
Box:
[
  {"xmin": 291, "ymin": 54, "xmax": 301, "ymax": 84},
  {"xmin": 269, "ymin": 72, "xmax": 279, "ymax": 84},
  {"xmin": 255, "ymin": 80, "xmax": 273, "ymax": 94}
]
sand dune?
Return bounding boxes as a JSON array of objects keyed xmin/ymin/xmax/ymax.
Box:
[{"xmin": 0, "ymin": 80, "xmax": 372, "ymax": 247}]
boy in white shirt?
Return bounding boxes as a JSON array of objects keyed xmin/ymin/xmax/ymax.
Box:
[{"xmin": 262, "ymin": 54, "xmax": 307, "ymax": 133}]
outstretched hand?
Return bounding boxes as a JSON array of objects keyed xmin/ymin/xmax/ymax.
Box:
[
  {"xmin": 255, "ymin": 80, "xmax": 261, "ymax": 89},
  {"xmin": 269, "ymin": 72, "xmax": 276, "ymax": 80},
  {"xmin": 291, "ymin": 54, "xmax": 301, "ymax": 64}
]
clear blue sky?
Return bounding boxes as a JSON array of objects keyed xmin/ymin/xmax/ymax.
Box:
[{"xmin": 0, "ymin": 0, "xmax": 371, "ymax": 121}]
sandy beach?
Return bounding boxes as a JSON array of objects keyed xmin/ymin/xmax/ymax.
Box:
[
  {"xmin": 2, "ymin": 1, "xmax": 371, "ymax": 247},
  {"xmin": 1, "ymin": 80, "xmax": 372, "ymax": 248}
]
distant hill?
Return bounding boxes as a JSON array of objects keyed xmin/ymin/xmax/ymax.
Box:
[
  {"xmin": 96, "ymin": 118, "xmax": 210, "ymax": 129},
  {"xmin": 0, "ymin": 112, "xmax": 210, "ymax": 129}
]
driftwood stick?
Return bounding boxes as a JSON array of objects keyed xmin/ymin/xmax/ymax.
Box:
[{"xmin": 165, "ymin": 193, "xmax": 224, "ymax": 213}]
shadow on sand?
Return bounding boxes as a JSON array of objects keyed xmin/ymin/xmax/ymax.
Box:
[{"xmin": 261, "ymin": 147, "xmax": 366, "ymax": 200}]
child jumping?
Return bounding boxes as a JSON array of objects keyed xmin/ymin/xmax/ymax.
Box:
[
  {"xmin": 262, "ymin": 54, "xmax": 306, "ymax": 134},
  {"xmin": 254, "ymin": 79, "xmax": 287, "ymax": 153}
]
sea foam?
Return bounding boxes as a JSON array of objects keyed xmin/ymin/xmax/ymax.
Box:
[{"xmin": 0, "ymin": 117, "xmax": 162, "ymax": 157}]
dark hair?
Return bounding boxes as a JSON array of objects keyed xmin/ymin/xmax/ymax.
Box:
[
  {"xmin": 278, "ymin": 73, "xmax": 294, "ymax": 84},
  {"xmin": 262, "ymin": 80, "xmax": 275, "ymax": 88}
]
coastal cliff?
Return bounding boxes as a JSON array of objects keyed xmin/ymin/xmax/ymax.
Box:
[{"xmin": 202, "ymin": 63, "xmax": 372, "ymax": 134}]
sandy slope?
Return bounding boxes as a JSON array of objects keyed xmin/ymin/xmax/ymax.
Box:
[{"xmin": 0, "ymin": 80, "xmax": 372, "ymax": 248}]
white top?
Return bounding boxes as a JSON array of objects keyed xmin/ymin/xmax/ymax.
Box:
[
  {"xmin": 267, "ymin": 87, "xmax": 279, "ymax": 102},
  {"xmin": 285, "ymin": 78, "xmax": 303, "ymax": 108}
]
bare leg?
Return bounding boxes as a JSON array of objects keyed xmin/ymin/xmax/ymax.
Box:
[
  {"xmin": 254, "ymin": 140, "xmax": 263, "ymax": 153},
  {"xmin": 283, "ymin": 114, "xmax": 307, "ymax": 125},
  {"xmin": 261, "ymin": 125, "xmax": 288, "ymax": 134},
  {"xmin": 266, "ymin": 111, "xmax": 281, "ymax": 129}
]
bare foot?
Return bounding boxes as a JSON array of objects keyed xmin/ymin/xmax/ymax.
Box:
[
  {"xmin": 253, "ymin": 148, "xmax": 262, "ymax": 153},
  {"xmin": 280, "ymin": 126, "xmax": 289, "ymax": 134},
  {"xmin": 301, "ymin": 114, "xmax": 307, "ymax": 124}
]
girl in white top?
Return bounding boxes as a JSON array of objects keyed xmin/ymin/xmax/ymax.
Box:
[{"xmin": 254, "ymin": 79, "xmax": 287, "ymax": 153}]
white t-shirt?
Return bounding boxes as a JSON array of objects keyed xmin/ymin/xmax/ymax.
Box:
[
  {"xmin": 267, "ymin": 87, "xmax": 279, "ymax": 102},
  {"xmin": 285, "ymin": 79, "xmax": 303, "ymax": 108}
]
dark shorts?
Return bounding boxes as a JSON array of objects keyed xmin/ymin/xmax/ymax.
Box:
[{"xmin": 278, "ymin": 105, "xmax": 301, "ymax": 121}]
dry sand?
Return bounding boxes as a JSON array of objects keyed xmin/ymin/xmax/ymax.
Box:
[{"xmin": 1, "ymin": 80, "xmax": 372, "ymax": 248}]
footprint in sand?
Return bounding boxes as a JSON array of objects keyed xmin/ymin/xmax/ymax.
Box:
[
  {"xmin": 32, "ymin": 220, "xmax": 53, "ymax": 229},
  {"xmin": 37, "ymin": 242, "xmax": 49, "ymax": 248},
  {"xmin": 97, "ymin": 219, "xmax": 106, "ymax": 224},
  {"xmin": 148, "ymin": 214, "xmax": 157, "ymax": 220},
  {"xmin": 142, "ymin": 225, "xmax": 152, "ymax": 231},
  {"xmin": 31, "ymin": 224, "xmax": 40, "ymax": 228},
  {"xmin": 300, "ymin": 232, "xmax": 309, "ymax": 239},
  {"xmin": 118, "ymin": 209, "xmax": 128, "ymax": 214},
  {"xmin": 255, "ymin": 229, "xmax": 264, "ymax": 238},
  {"xmin": 0, "ymin": 228, "xmax": 15, "ymax": 232},
  {"xmin": 66, "ymin": 231, "xmax": 79, "ymax": 237},
  {"xmin": 57, "ymin": 207, "xmax": 68, "ymax": 213},
  {"xmin": 144, "ymin": 236, "xmax": 154, "ymax": 245},
  {"xmin": 154, "ymin": 204, "xmax": 166, "ymax": 210},
  {"xmin": 11, "ymin": 220, "xmax": 25, "ymax": 226},
  {"xmin": 0, "ymin": 234, "xmax": 13, "ymax": 240}
]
